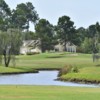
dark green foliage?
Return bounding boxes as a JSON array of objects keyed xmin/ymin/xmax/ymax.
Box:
[
  {"xmin": 81, "ymin": 38, "xmax": 94, "ymax": 53},
  {"xmin": 0, "ymin": 1, "xmax": 38, "ymax": 31},
  {"xmin": 11, "ymin": 2, "xmax": 39, "ymax": 30},
  {"xmin": 24, "ymin": 31, "xmax": 37, "ymax": 40},
  {"xmin": 76, "ymin": 27, "xmax": 86, "ymax": 46},
  {"xmin": 77, "ymin": 22, "xmax": 100, "ymax": 54},
  {"xmin": 35, "ymin": 19, "xmax": 57, "ymax": 52},
  {"xmin": 0, "ymin": 0, "xmax": 11, "ymax": 31},
  {"xmin": 56, "ymin": 15, "xmax": 76, "ymax": 51}
]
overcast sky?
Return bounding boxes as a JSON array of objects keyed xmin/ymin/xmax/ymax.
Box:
[{"xmin": 5, "ymin": 0, "xmax": 100, "ymax": 31}]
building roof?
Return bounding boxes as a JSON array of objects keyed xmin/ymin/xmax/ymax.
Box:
[{"xmin": 22, "ymin": 40, "xmax": 41, "ymax": 48}]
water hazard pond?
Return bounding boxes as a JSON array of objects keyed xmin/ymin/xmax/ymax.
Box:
[{"xmin": 0, "ymin": 71, "xmax": 99, "ymax": 87}]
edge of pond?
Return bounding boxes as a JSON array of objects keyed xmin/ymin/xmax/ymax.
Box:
[
  {"xmin": 57, "ymin": 77, "xmax": 100, "ymax": 85},
  {"xmin": 0, "ymin": 68, "xmax": 60, "ymax": 75},
  {"xmin": 0, "ymin": 68, "xmax": 100, "ymax": 85}
]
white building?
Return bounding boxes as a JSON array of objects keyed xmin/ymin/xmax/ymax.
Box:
[
  {"xmin": 54, "ymin": 43, "xmax": 64, "ymax": 52},
  {"xmin": 55, "ymin": 42, "xmax": 77, "ymax": 52},
  {"xmin": 66, "ymin": 42, "xmax": 77, "ymax": 52},
  {"xmin": 20, "ymin": 40, "xmax": 41, "ymax": 55}
]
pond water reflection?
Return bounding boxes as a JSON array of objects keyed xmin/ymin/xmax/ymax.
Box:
[{"xmin": 0, "ymin": 71, "xmax": 99, "ymax": 87}]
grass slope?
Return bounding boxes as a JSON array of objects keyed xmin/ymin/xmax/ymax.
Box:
[
  {"xmin": 0, "ymin": 52, "xmax": 100, "ymax": 82},
  {"xmin": 0, "ymin": 86, "xmax": 100, "ymax": 100}
]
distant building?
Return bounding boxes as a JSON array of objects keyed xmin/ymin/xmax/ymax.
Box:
[
  {"xmin": 20, "ymin": 40, "xmax": 41, "ymax": 55},
  {"xmin": 20, "ymin": 40, "xmax": 77, "ymax": 54},
  {"xmin": 66, "ymin": 42, "xmax": 77, "ymax": 52},
  {"xmin": 55, "ymin": 42, "xmax": 77, "ymax": 52},
  {"xmin": 54, "ymin": 43, "xmax": 64, "ymax": 52}
]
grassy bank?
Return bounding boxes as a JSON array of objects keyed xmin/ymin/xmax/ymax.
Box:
[
  {"xmin": 0, "ymin": 52, "xmax": 100, "ymax": 83},
  {"xmin": 59, "ymin": 67, "xmax": 100, "ymax": 84},
  {"xmin": 0, "ymin": 86, "xmax": 100, "ymax": 100}
]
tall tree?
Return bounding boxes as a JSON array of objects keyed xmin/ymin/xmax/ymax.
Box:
[
  {"xmin": 56, "ymin": 15, "xmax": 76, "ymax": 51},
  {"xmin": 76, "ymin": 27, "xmax": 86, "ymax": 46},
  {"xmin": 35, "ymin": 19, "xmax": 56, "ymax": 52},
  {"xmin": 0, "ymin": 0, "xmax": 11, "ymax": 31},
  {"xmin": 0, "ymin": 29, "xmax": 22, "ymax": 67},
  {"xmin": 12, "ymin": 2, "xmax": 39, "ymax": 31},
  {"xmin": 86, "ymin": 25, "xmax": 97, "ymax": 38},
  {"xmin": 86, "ymin": 22, "xmax": 100, "ymax": 53},
  {"xmin": 81, "ymin": 37, "xmax": 95, "ymax": 53},
  {"xmin": 24, "ymin": 31, "xmax": 37, "ymax": 40}
]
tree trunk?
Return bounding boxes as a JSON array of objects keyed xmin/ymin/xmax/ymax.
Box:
[
  {"xmin": 41, "ymin": 45, "xmax": 45, "ymax": 53},
  {"xmin": 41, "ymin": 40, "xmax": 45, "ymax": 53},
  {"xmin": 0, "ymin": 55, "xmax": 2, "ymax": 65},
  {"xmin": 27, "ymin": 21, "xmax": 29, "ymax": 32},
  {"xmin": 64, "ymin": 41, "xmax": 67, "ymax": 51},
  {"xmin": 4, "ymin": 54, "xmax": 11, "ymax": 67},
  {"xmin": 3, "ymin": 49, "xmax": 11, "ymax": 67}
]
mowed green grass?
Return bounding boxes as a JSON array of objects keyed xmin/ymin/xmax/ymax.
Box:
[
  {"xmin": 0, "ymin": 53, "xmax": 100, "ymax": 100},
  {"xmin": 0, "ymin": 52, "xmax": 100, "ymax": 81},
  {"xmin": 0, "ymin": 53, "xmax": 97, "ymax": 70},
  {"xmin": 16, "ymin": 52, "xmax": 94, "ymax": 69},
  {"xmin": 14, "ymin": 52, "xmax": 100, "ymax": 82},
  {"xmin": 61, "ymin": 67, "xmax": 100, "ymax": 82},
  {"xmin": 0, "ymin": 86, "xmax": 100, "ymax": 100}
]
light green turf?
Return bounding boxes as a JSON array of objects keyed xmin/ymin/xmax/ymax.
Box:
[
  {"xmin": 0, "ymin": 52, "xmax": 100, "ymax": 81},
  {"xmin": 0, "ymin": 53, "xmax": 100, "ymax": 100},
  {"xmin": 15, "ymin": 52, "xmax": 100, "ymax": 82},
  {"xmin": 0, "ymin": 86, "xmax": 100, "ymax": 100},
  {"xmin": 16, "ymin": 52, "xmax": 94, "ymax": 69}
]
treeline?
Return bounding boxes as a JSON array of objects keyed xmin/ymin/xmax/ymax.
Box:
[{"xmin": 0, "ymin": 0, "xmax": 100, "ymax": 54}]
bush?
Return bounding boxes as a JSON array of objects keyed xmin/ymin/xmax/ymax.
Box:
[
  {"xmin": 58, "ymin": 65, "xmax": 72, "ymax": 77},
  {"xmin": 71, "ymin": 66, "xmax": 79, "ymax": 73},
  {"xmin": 58, "ymin": 65, "xmax": 79, "ymax": 77}
]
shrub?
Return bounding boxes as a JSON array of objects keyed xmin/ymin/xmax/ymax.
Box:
[
  {"xmin": 58, "ymin": 65, "xmax": 79, "ymax": 77},
  {"xmin": 71, "ymin": 66, "xmax": 79, "ymax": 73},
  {"xmin": 58, "ymin": 65, "xmax": 72, "ymax": 77}
]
